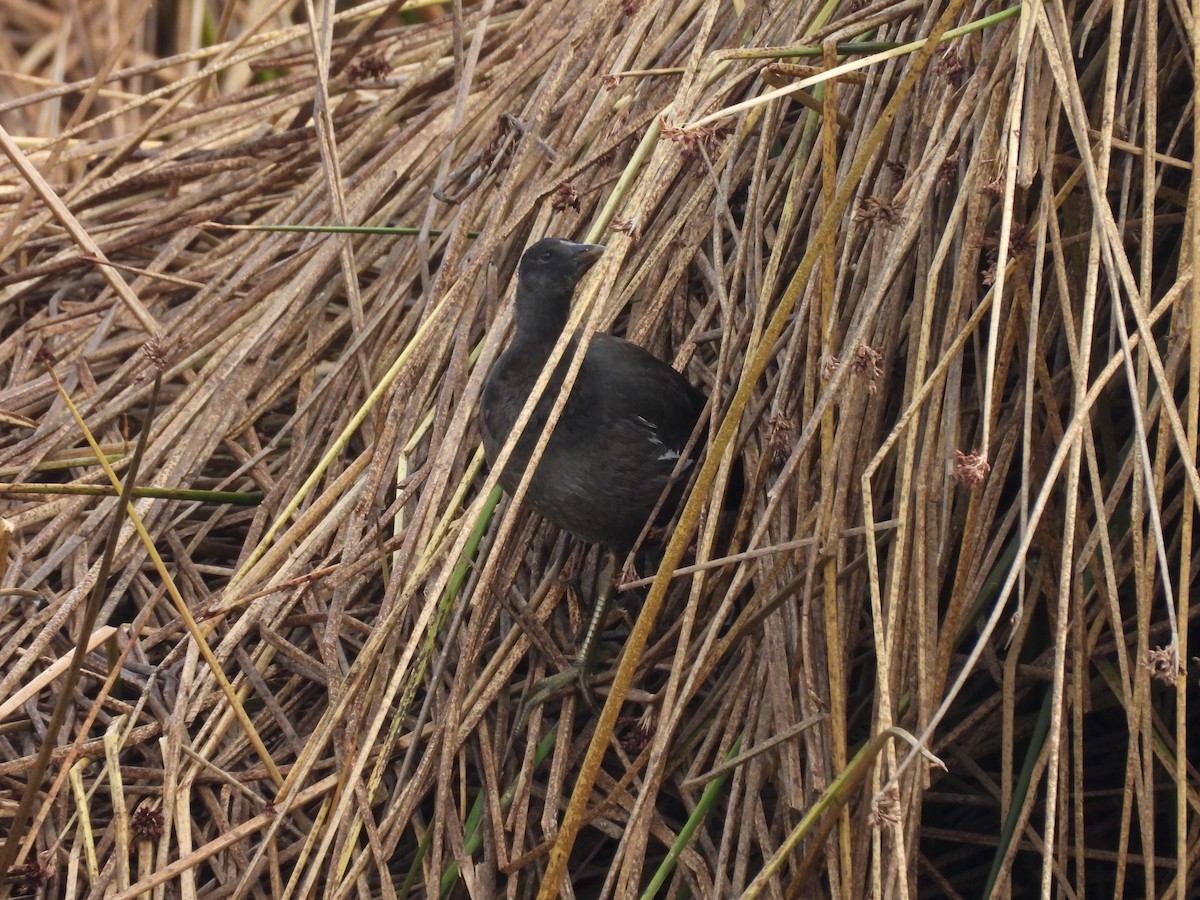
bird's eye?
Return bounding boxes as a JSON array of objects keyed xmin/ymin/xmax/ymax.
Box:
[{"xmin": 541, "ymin": 250, "xmax": 552, "ymax": 260}]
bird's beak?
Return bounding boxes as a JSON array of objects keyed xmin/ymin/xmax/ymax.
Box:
[{"xmin": 571, "ymin": 242, "xmax": 605, "ymax": 271}]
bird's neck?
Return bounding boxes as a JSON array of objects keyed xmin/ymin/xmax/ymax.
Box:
[{"xmin": 513, "ymin": 286, "xmax": 571, "ymax": 352}]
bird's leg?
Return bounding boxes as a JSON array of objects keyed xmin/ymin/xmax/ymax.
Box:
[
  {"xmin": 574, "ymin": 549, "xmax": 617, "ymax": 677},
  {"xmin": 524, "ymin": 550, "xmax": 618, "ymax": 715}
]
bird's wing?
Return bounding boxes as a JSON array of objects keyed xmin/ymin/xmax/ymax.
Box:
[{"xmin": 580, "ymin": 334, "xmax": 708, "ymax": 454}]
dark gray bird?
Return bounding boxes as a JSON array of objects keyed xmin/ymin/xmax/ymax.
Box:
[{"xmin": 480, "ymin": 237, "xmax": 709, "ymax": 554}]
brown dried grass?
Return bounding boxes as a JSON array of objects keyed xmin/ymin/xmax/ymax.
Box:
[{"xmin": 0, "ymin": 0, "xmax": 1195, "ymax": 897}]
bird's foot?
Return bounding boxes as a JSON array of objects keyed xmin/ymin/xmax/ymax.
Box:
[
  {"xmin": 520, "ymin": 549, "xmax": 620, "ymax": 726},
  {"xmin": 614, "ymin": 561, "xmax": 640, "ymax": 588},
  {"xmin": 528, "ymin": 662, "xmax": 597, "ymax": 710},
  {"xmin": 521, "ymin": 659, "xmax": 601, "ymax": 725}
]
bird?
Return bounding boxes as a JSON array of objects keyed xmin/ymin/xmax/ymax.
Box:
[
  {"xmin": 480, "ymin": 237, "xmax": 715, "ymax": 553},
  {"xmin": 480, "ymin": 236, "xmax": 732, "ymax": 703}
]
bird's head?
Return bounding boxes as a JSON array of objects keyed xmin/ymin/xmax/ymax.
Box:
[{"xmin": 517, "ymin": 237, "xmax": 605, "ymax": 303}]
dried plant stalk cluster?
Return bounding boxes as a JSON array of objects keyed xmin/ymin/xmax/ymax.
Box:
[{"xmin": 0, "ymin": 0, "xmax": 1194, "ymax": 897}]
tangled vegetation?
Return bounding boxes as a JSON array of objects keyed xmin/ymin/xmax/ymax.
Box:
[{"xmin": 0, "ymin": 0, "xmax": 1195, "ymax": 896}]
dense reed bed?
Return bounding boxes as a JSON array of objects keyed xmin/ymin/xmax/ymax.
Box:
[{"xmin": 0, "ymin": 0, "xmax": 1195, "ymax": 896}]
